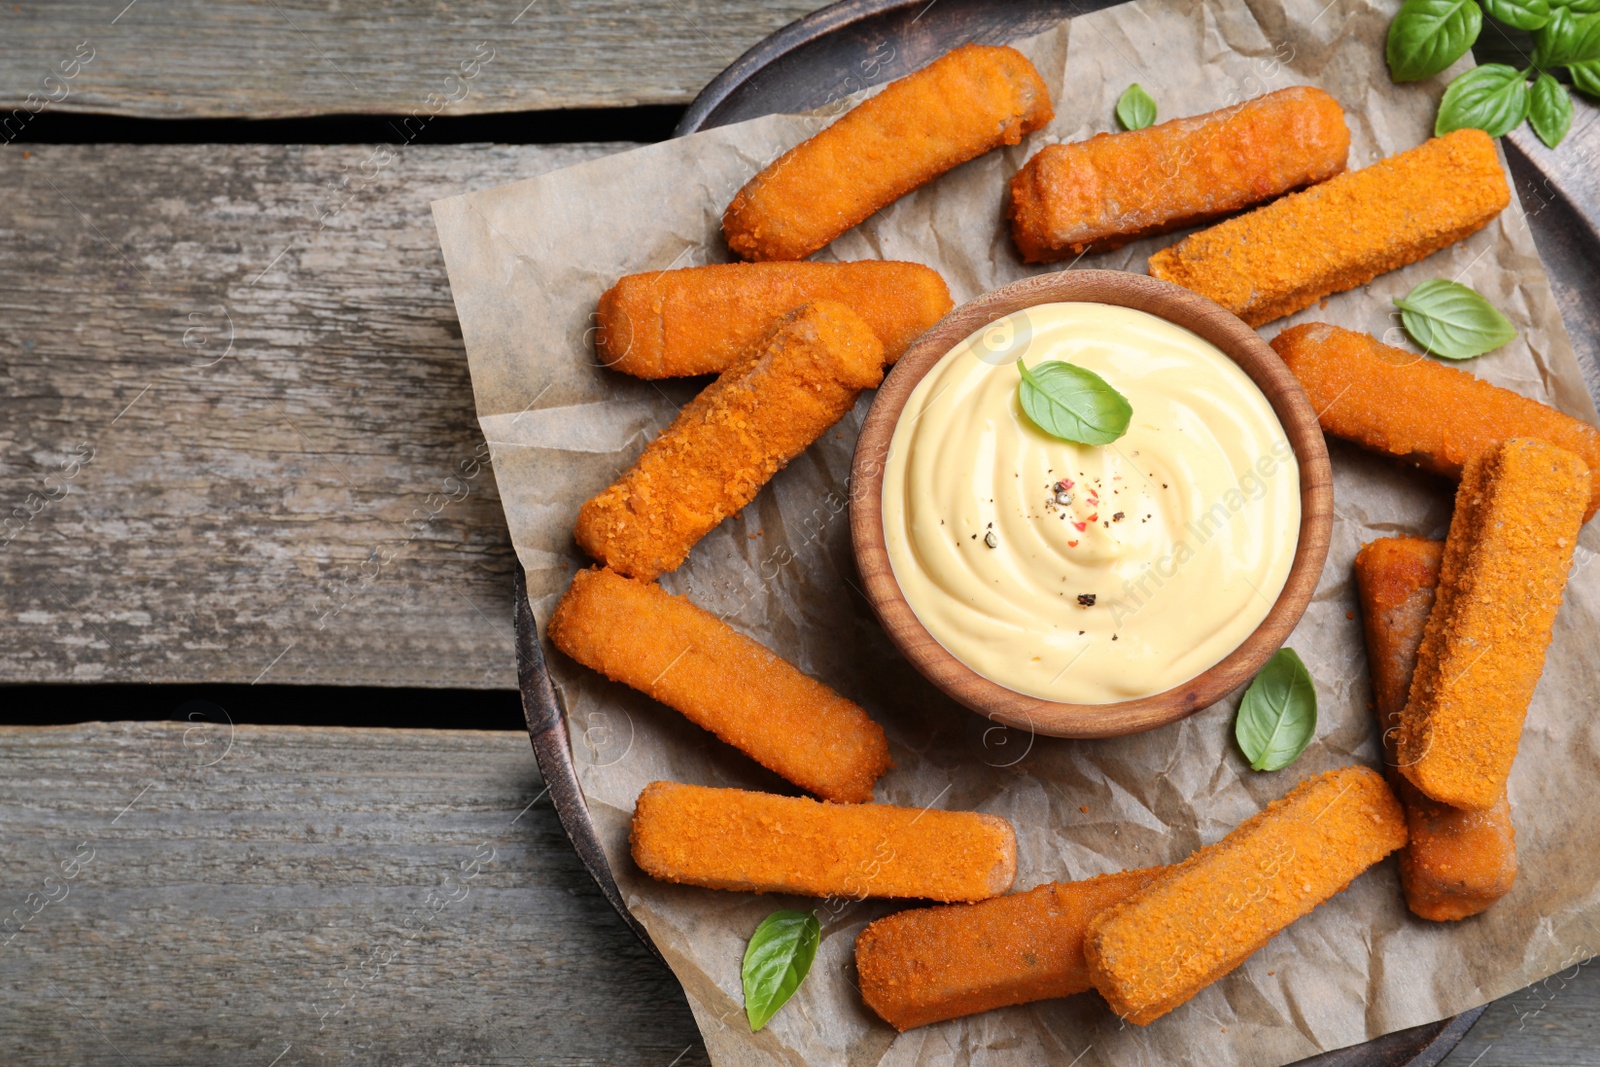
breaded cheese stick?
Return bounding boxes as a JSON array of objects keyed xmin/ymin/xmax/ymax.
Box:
[
  {"xmin": 723, "ymin": 44, "xmax": 1053, "ymax": 262},
  {"xmin": 596, "ymin": 260, "xmax": 952, "ymax": 377},
  {"xmin": 1397, "ymin": 438, "xmax": 1590, "ymax": 810},
  {"xmin": 548, "ymin": 567, "xmax": 891, "ymax": 804},
  {"xmin": 1083, "ymin": 766, "xmax": 1406, "ymax": 1025},
  {"xmin": 1355, "ymin": 537, "xmax": 1517, "ymax": 921},
  {"xmin": 575, "ymin": 301, "xmax": 884, "ymax": 580},
  {"xmin": 1009, "ymin": 85, "xmax": 1349, "ymax": 262},
  {"xmin": 1148, "ymin": 129, "xmax": 1510, "ymax": 326},
  {"xmin": 1273, "ymin": 323, "xmax": 1600, "ymax": 520},
  {"xmin": 630, "ymin": 781, "xmax": 1016, "ymax": 902},
  {"xmin": 855, "ymin": 867, "xmax": 1169, "ymax": 1030}
]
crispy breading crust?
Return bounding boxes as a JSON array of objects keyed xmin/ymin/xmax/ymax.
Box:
[
  {"xmin": 1354, "ymin": 537, "xmax": 1517, "ymax": 921},
  {"xmin": 595, "ymin": 260, "xmax": 952, "ymax": 378},
  {"xmin": 629, "ymin": 781, "xmax": 1017, "ymax": 902},
  {"xmin": 1008, "ymin": 86, "xmax": 1349, "ymax": 262},
  {"xmin": 548, "ymin": 567, "xmax": 890, "ymax": 803},
  {"xmin": 855, "ymin": 867, "xmax": 1166, "ymax": 1030},
  {"xmin": 723, "ymin": 44, "xmax": 1053, "ymax": 262},
  {"xmin": 1397, "ymin": 438, "xmax": 1590, "ymax": 810},
  {"xmin": 1273, "ymin": 322, "xmax": 1600, "ymax": 520},
  {"xmin": 574, "ymin": 301, "xmax": 884, "ymax": 580},
  {"xmin": 1082, "ymin": 766, "xmax": 1407, "ymax": 1025},
  {"xmin": 1148, "ymin": 130, "xmax": 1509, "ymax": 326}
]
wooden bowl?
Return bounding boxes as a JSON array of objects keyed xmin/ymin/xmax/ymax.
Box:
[{"xmin": 849, "ymin": 270, "xmax": 1333, "ymax": 739}]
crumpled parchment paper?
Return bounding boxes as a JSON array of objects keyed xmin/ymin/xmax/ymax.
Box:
[{"xmin": 432, "ymin": 1, "xmax": 1600, "ymax": 1062}]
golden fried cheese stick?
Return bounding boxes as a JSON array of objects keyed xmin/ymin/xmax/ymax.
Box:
[
  {"xmin": 1273, "ymin": 323, "xmax": 1600, "ymax": 520},
  {"xmin": 1355, "ymin": 537, "xmax": 1517, "ymax": 921},
  {"xmin": 1009, "ymin": 85, "xmax": 1349, "ymax": 262},
  {"xmin": 855, "ymin": 867, "xmax": 1169, "ymax": 1030},
  {"xmin": 1397, "ymin": 438, "xmax": 1590, "ymax": 810},
  {"xmin": 548, "ymin": 567, "xmax": 890, "ymax": 804},
  {"xmin": 723, "ymin": 44, "xmax": 1053, "ymax": 262},
  {"xmin": 575, "ymin": 301, "xmax": 884, "ymax": 581},
  {"xmin": 1148, "ymin": 129, "xmax": 1509, "ymax": 326},
  {"xmin": 630, "ymin": 781, "xmax": 1016, "ymax": 902},
  {"xmin": 596, "ymin": 261, "xmax": 952, "ymax": 378},
  {"xmin": 1083, "ymin": 766, "xmax": 1406, "ymax": 1025}
]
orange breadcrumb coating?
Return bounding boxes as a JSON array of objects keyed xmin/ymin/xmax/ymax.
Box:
[
  {"xmin": 574, "ymin": 301, "xmax": 884, "ymax": 580},
  {"xmin": 629, "ymin": 781, "xmax": 1016, "ymax": 902},
  {"xmin": 855, "ymin": 867, "xmax": 1168, "ymax": 1030},
  {"xmin": 723, "ymin": 44, "xmax": 1053, "ymax": 262},
  {"xmin": 1354, "ymin": 537, "xmax": 1517, "ymax": 921},
  {"xmin": 1397, "ymin": 438, "xmax": 1590, "ymax": 810},
  {"xmin": 547, "ymin": 567, "xmax": 890, "ymax": 804},
  {"xmin": 1274, "ymin": 323, "xmax": 1600, "ymax": 520},
  {"xmin": 1148, "ymin": 129, "xmax": 1509, "ymax": 326},
  {"xmin": 1009, "ymin": 86, "xmax": 1349, "ymax": 262},
  {"xmin": 596, "ymin": 260, "xmax": 952, "ymax": 377},
  {"xmin": 1083, "ymin": 766, "xmax": 1406, "ymax": 1025}
]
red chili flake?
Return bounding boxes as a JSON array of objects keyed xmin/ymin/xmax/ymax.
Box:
[
  {"xmin": 1072, "ymin": 520, "xmax": 1087, "ymax": 532},
  {"xmin": 1055, "ymin": 478, "xmax": 1074, "ymax": 491},
  {"xmin": 1086, "ymin": 513, "xmax": 1098, "ymax": 523},
  {"xmin": 1067, "ymin": 539, "xmax": 1079, "ymax": 547}
]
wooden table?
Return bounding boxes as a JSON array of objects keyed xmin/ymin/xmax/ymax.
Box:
[{"xmin": 3, "ymin": 2, "xmax": 1599, "ymax": 1063}]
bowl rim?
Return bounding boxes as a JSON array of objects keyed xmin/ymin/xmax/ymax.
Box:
[{"xmin": 848, "ymin": 269, "xmax": 1334, "ymax": 739}]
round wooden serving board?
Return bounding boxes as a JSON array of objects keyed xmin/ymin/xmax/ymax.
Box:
[{"xmin": 518, "ymin": 0, "xmax": 1600, "ymax": 1060}]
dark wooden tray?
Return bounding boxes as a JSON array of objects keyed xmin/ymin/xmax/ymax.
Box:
[{"xmin": 521, "ymin": 1, "xmax": 1600, "ymax": 1060}]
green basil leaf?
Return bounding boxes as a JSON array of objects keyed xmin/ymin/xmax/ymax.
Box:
[
  {"xmin": 1393, "ymin": 279, "xmax": 1518, "ymax": 358},
  {"xmin": 1234, "ymin": 648, "xmax": 1318, "ymax": 773},
  {"xmin": 1016, "ymin": 359, "xmax": 1133, "ymax": 446},
  {"xmin": 1534, "ymin": 6, "xmax": 1600, "ymax": 63},
  {"xmin": 1528, "ymin": 71, "xmax": 1575, "ymax": 144},
  {"xmin": 1388, "ymin": 0, "xmax": 1484, "ymax": 81},
  {"xmin": 1115, "ymin": 83, "xmax": 1158, "ymax": 130},
  {"xmin": 1553, "ymin": 0, "xmax": 1600, "ymax": 15},
  {"xmin": 1572, "ymin": 58, "xmax": 1600, "ymax": 96},
  {"xmin": 743, "ymin": 910, "xmax": 820, "ymax": 1031},
  {"xmin": 1483, "ymin": 0, "xmax": 1553, "ymax": 27},
  {"xmin": 1435, "ymin": 63, "xmax": 1531, "ymax": 136}
]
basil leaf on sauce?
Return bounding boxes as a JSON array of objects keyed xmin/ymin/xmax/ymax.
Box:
[
  {"xmin": 1115, "ymin": 83, "xmax": 1158, "ymax": 130},
  {"xmin": 1234, "ymin": 648, "xmax": 1318, "ymax": 772},
  {"xmin": 1435, "ymin": 63, "xmax": 1531, "ymax": 137},
  {"xmin": 1393, "ymin": 279, "xmax": 1518, "ymax": 359},
  {"xmin": 1482, "ymin": 0, "xmax": 1551, "ymax": 30},
  {"xmin": 742, "ymin": 910, "xmax": 820, "ymax": 1031},
  {"xmin": 1016, "ymin": 359, "xmax": 1132, "ymax": 447},
  {"xmin": 1528, "ymin": 72, "xmax": 1575, "ymax": 146},
  {"xmin": 1387, "ymin": 0, "xmax": 1483, "ymax": 81}
]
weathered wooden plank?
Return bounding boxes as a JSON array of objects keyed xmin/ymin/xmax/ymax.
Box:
[
  {"xmin": 0, "ymin": 142, "xmax": 630, "ymax": 688},
  {"xmin": 0, "ymin": 719, "xmax": 1593, "ymax": 1066},
  {"xmin": 0, "ymin": 0, "xmax": 814, "ymax": 121},
  {"xmin": 0, "ymin": 720, "xmax": 711, "ymax": 1067}
]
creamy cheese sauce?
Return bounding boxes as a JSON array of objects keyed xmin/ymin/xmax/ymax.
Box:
[{"xmin": 881, "ymin": 302, "xmax": 1299, "ymax": 704}]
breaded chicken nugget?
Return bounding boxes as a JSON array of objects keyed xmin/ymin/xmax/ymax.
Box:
[
  {"xmin": 855, "ymin": 867, "xmax": 1168, "ymax": 1030},
  {"xmin": 1355, "ymin": 537, "xmax": 1517, "ymax": 921},
  {"xmin": 630, "ymin": 781, "xmax": 1016, "ymax": 902},
  {"xmin": 1273, "ymin": 323, "xmax": 1600, "ymax": 520},
  {"xmin": 596, "ymin": 260, "xmax": 952, "ymax": 377},
  {"xmin": 1083, "ymin": 766, "xmax": 1406, "ymax": 1025},
  {"xmin": 723, "ymin": 44, "xmax": 1053, "ymax": 262},
  {"xmin": 1148, "ymin": 129, "xmax": 1509, "ymax": 326},
  {"xmin": 1398, "ymin": 438, "xmax": 1590, "ymax": 810},
  {"xmin": 548, "ymin": 567, "xmax": 890, "ymax": 803},
  {"xmin": 575, "ymin": 301, "xmax": 884, "ymax": 580},
  {"xmin": 1009, "ymin": 86, "xmax": 1348, "ymax": 262}
]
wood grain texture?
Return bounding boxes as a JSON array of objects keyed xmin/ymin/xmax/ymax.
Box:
[
  {"xmin": 0, "ymin": 141, "xmax": 629, "ymax": 688},
  {"xmin": 0, "ymin": 719, "xmax": 709, "ymax": 1066},
  {"xmin": 849, "ymin": 270, "xmax": 1333, "ymax": 738},
  {"xmin": 0, "ymin": 0, "xmax": 815, "ymax": 120}
]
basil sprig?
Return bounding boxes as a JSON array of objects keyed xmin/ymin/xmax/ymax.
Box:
[
  {"xmin": 1016, "ymin": 359, "xmax": 1133, "ymax": 447},
  {"xmin": 1234, "ymin": 648, "xmax": 1318, "ymax": 773},
  {"xmin": 1386, "ymin": 0, "xmax": 1599, "ymax": 147},
  {"xmin": 1393, "ymin": 279, "xmax": 1517, "ymax": 359},
  {"xmin": 1115, "ymin": 83, "xmax": 1157, "ymax": 130},
  {"xmin": 742, "ymin": 909, "xmax": 820, "ymax": 1031}
]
